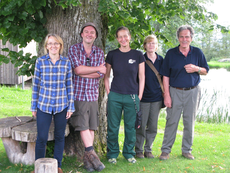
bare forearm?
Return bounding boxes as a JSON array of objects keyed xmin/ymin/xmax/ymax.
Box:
[
  {"xmin": 138, "ymin": 77, "xmax": 145, "ymax": 100},
  {"xmin": 197, "ymin": 66, "xmax": 207, "ymax": 75},
  {"xmin": 74, "ymin": 66, "xmax": 100, "ymax": 75},
  {"xmin": 79, "ymin": 72, "xmax": 100, "ymax": 78}
]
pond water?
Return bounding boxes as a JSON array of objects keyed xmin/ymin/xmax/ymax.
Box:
[{"xmin": 198, "ymin": 68, "xmax": 230, "ymax": 122}]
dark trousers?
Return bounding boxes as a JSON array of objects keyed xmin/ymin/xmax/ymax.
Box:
[{"xmin": 35, "ymin": 108, "xmax": 67, "ymax": 168}]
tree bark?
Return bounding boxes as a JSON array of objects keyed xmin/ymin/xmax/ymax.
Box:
[{"xmin": 38, "ymin": 0, "xmax": 108, "ymax": 159}]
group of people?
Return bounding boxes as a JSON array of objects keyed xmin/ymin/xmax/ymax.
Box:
[{"xmin": 30, "ymin": 22, "xmax": 209, "ymax": 172}]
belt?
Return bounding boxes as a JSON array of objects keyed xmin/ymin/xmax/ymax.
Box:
[{"xmin": 174, "ymin": 86, "xmax": 197, "ymax": 90}]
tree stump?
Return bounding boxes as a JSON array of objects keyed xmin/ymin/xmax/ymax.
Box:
[{"xmin": 35, "ymin": 158, "xmax": 58, "ymax": 173}]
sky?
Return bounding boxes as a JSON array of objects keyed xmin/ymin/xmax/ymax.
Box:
[{"xmin": 207, "ymin": 0, "xmax": 230, "ymax": 27}]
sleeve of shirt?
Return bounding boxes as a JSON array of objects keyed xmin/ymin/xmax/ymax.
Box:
[
  {"xmin": 105, "ymin": 51, "xmax": 112, "ymax": 65},
  {"xmin": 30, "ymin": 58, "xmax": 41, "ymax": 112},
  {"xmin": 97, "ymin": 49, "xmax": 105, "ymax": 79},
  {"xmin": 138, "ymin": 51, "xmax": 146, "ymax": 63},
  {"xmin": 198, "ymin": 49, "xmax": 209, "ymax": 73},
  {"xmin": 68, "ymin": 45, "xmax": 82, "ymax": 69},
  {"xmin": 66, "ymin": 60, "xmax": 75, "ymax": 112},
  {"xmin": 160, "ymin": 51, "xmax": 170, "ymax": 77}
]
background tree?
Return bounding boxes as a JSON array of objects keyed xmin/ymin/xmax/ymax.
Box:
[{"xmin": 0, "ymin": 0, "xmax": 219, "ymax": 158}]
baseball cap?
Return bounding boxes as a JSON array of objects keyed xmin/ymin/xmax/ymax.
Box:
[{"xmin": 80, "ymin": 22, "xmax": 98, "ymax": 38}]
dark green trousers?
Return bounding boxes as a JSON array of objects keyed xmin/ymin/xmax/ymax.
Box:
[{"xmin": 107, "ymin": 91, "xmax": 139, "ymax": 159}]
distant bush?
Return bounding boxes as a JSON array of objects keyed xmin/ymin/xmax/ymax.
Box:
[{"xmin": 208, "ymin": 61, "xmax": 230, "ymax": 71}]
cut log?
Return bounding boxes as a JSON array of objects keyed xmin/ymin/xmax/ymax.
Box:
[{"xmin": 35, "ymin": 158, "xmax": 58, "ymax": 173}]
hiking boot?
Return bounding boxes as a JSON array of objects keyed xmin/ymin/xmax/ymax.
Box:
[
  {"xmin": 85, "ymin": 150, "xmax": 105, "ymax": 172},
  {"xmin": 58, "ymin": 168, "xmax": 63, "ymax": 173},
  {"xmin": 127, "ymin": 157, "xmax": 136, "ymax": 163},
  {"xmin": 136, "ymin": 152, "xmax": 144, "ymax": 158},
  {"xmin": 159, "ymin": 152, "xmax": 169, "ymax": 160},
  {"xmin": 182, "ymin": 153, "xmax": 194, "ymax": 160},
  {"xmin": 83, "ymin": 152, "xmax": 95, "ymax": 172},
  {"xmin": 144, "ymin": 152, "xmax": 154, "ymax": 158},
  {"xmin": 108, "ymin": 158, "xmax": 117, "ymax": 164}
]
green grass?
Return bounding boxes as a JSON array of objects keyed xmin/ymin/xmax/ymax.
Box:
[
  {"xmin": 208, "ymin": 61, "xmax": 230, "ymax": 70},
  {"xmin": 0, "ymin": 85, "xmax": 230, "ymax": 172},
  {"xmin": 0, "ymin": 85, "xmax": 32, "ymax": 118}
]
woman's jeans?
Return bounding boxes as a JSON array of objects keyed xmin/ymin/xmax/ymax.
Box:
[{"xmin": 35, "ymin": 108, "xmax": 67, "ymax": 168}]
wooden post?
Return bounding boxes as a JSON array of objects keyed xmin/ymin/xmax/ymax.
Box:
[{"xmin": 35, "ymin": 158, "xmax": 58, "ymax": 173}]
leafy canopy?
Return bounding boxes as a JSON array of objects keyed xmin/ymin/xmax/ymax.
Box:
[{"xmin": 0, "ymin": 0, "xmax": 218, "ymax": 76}]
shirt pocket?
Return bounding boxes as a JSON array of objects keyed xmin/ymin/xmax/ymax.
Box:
[{"xmin": 58, "ymin": 68, "xmax": 67, "ymax": 81}]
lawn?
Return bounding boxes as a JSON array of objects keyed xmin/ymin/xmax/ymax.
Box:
[
  {"xmin": 0, "ymin": 85, "xmax": 229, "ymax": 173},
  {"xmin": 208, "ymin": 61, "xmax": 230, "ymax": 70}
]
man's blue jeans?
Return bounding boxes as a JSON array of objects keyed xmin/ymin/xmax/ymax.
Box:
[{"xmin": 35, "ymin": 108, "xmax": 67, "ymax": 168}]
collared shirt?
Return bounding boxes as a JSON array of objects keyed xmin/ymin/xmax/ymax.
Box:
[
  {"xmin": 141, "ymin": 52, "xmax": 163, "ymax": 102},
  {"xmin": 160, "ymin": 45, "xmax": 209, "ymax": 88},
  {"xmin": 31, "ymin": 54, "xmax": 75, "ymax": 114},
  {"xmin": 68, "ymin": 42, "xmax": 105, "ymax": 101}
]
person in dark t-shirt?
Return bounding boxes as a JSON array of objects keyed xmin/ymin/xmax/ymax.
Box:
[{"xmin": 104, "ymin": 26, "xmax": 145, "ymax": 164}]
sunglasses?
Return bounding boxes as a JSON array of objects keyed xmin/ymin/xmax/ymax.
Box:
[{"xmin": 86, "ymin": 58, "xmax": 90, "ymax": 66}]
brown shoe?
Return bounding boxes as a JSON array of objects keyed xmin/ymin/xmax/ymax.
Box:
[
  {"xmin": 58, "ymin": 168, "xmax": 63, "ymax": 173},
  {"xmin": 85, "ymin": 150, "xmax": 105, "ymax": 172},
  {"xmin": 136, "ymin": 152, "xmax": 144, "ymax": 158},
  {"xmin": 182, "ymin": 153, "xmax": 194, "ymax": 160},
  {"xmin": 144, "ymin": 152, "xmax": 154, "ymax": 158},
  {"xmin": 83, "ymin": 152, "xmax": 95, "ymax": 172},
  {"xmin": 159, "ymin": 152, "xmax": 169, "ymax": 160}
]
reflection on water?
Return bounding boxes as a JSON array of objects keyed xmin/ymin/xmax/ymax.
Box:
[{"xmin": 198, "ymin": 68, "xmax": 230, "ymax": 122}]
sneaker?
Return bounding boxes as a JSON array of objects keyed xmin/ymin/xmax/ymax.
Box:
[
  {"xmin": 144, "ymin": 152, "xmax": 154, "ymax": 158},
  {"xmin": 182, "ymin": 153, "xmax": 194, "ymax": 160},
  {"xmin": 127, "ymin": 157, "xmax": 136, "ymax": 163},
  {"xmin": 136, "ymin": 152, "xmax": 144, "ymax": 158},
  {"xmin": 85, "ymin": 150, "xmax": 105, "ymax": 172},
  {"xmin": 159, "ymin": 152, "xmax": 169, "ymax": 160},
  {"xmin": 83, "ymin": 152, "xmax": 95, "ymax": 172},
  {"xmin": 108, "ymin": 158, "xmax": 117, "ymax": 164}
]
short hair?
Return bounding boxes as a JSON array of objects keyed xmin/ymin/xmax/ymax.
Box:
[
  {"xmin": 80, "ymin": 22, "xmax": 98, "ymax": 38},
  {"xmin": 143, "ymin": 35, "xmax": 158, "ymax": 51},
  {"xmin": 44, "ymin": 34, "xmax": 64, "ymax": 55},
  {"xmin": 176, "ymin": 25, "xmax": 194, "ymax": 39},
  {"xmin": 116, "ymin": 26, "xmax": 131, "ymax": 38}
]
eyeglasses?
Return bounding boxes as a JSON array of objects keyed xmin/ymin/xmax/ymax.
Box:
[
  {"xmin": 47, "ymin": 42, "xmax": 60, "ymax": 46},
  {"xmin": 146, "ymin": 42, "xmax": 157, "ymax": 45},
  {"xmin": 86, "ymin": 58, "xmax": 90, "ymax": 66}
]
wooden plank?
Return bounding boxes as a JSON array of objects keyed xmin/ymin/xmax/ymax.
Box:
[{"xmin": 0, "ymin": 116, "xmax": 33, "ymax": 138}]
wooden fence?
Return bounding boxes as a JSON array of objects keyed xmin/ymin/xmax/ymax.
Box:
[{"xmin": 0, "ymin": 40, "xmax": 35, "ymax": 85}]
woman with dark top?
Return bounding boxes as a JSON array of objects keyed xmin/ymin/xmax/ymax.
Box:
[
  {"xmin": 31, "ymin": 34, "xmax": 75, "ymax": 173},
  {"xmin": 104, "ymin": 26, "xmax": 145, "ymax": 164},
  {"xmin": 135, "ymin": 35, "xmax": 164, "ymax": 159}
]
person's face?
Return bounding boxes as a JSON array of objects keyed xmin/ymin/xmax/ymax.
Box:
[
  {"xmin": 145, "ymin": 40, "xmax": 157, "ymax": 53},
  {"xmin": 116, "ymin": 30, "xmax": 131, "ymax": 48},
  {"xmin": 178, "ymin": 29, "xmax": 192, "ymax": 49},
  {"xmin": 81, "ymin": 26, "xmax": 97, "ymax": 44},
  {"xmin": 46, "ymin": 36, "xmax": 61, "ymax": 55}
]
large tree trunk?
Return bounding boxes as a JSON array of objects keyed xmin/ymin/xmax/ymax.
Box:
[{"xmin": 38, "ymin": 0, "xmax": 108, "ymax": 159}]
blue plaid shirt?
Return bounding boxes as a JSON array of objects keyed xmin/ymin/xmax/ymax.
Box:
[{"xmin": 31, "ymin": 54, "xmax": 75, "ymax": 114}]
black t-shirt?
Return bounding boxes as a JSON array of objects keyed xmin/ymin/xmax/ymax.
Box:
[{"xmin": 106, "ymin": 49, "xmax": 145, "ymax": 95}]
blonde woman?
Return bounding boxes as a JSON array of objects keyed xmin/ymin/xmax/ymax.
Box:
[
  {"xmin": 31, "ymin": 34, "xmax": 75, "ymax": 173},
  {"xmin": 135, "ymin": 35, "xmax": 163, "ymax": 159}
]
